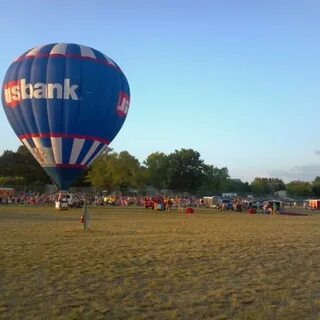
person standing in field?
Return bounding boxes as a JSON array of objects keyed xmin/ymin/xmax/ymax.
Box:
[
  {"xmin": 165, "ymin": 198, "xmax": 172, "ymax": 211},
  {"xmin": 178, "ymin": 198, "xmax": 184, "ymax": 213}
]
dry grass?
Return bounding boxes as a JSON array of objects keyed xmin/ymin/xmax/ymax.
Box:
[{"xmin": 1, "ymin": 206, "xmax": 320, "ymax": 319}]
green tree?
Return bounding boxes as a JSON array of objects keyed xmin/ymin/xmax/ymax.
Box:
[
  {"xmin": 250, "ymin": 177, "xmax": 285, "ymax": 196},
  {"xmin": 167, "ymin": 148, "xmax": 204, "ymax": 193},
  {"xmin": 144, "ymin": 152, "xmax": 169, "ymax": 190},
  {"xmin": 221, "ymin": 178, "xmax": 251, "ymax": 194},
  {"xmin": 136, "ymin": 165, "xmax": 148, "ymax": 194},
  {"xmin": 0, "ymin": 146, "xmax": 50, "ymax": 184},
  {"xmin": 286, "ymin": 180, "xmax": 313, "ymax": 198},
  {"xmin": 0, "ymin": 176, "xmax": 26, "ymax": 186},
  {"xmin": 268, "ymin": 178, "xmax": 285, "ymax": 194},
  {"xmin": 112, "ymin": 151, "xmax": 142, "ymax": 193},
  {"xmin": 86, "ymin": 153, "xmax": 115, "ymax": 191},
  {"xmin": 87, "ymin": 151, "xmax": 143, "ymax": 193},
  {"xmin": 199, "ymin": 165, "xmax": 230, "ymax": 194},
  {"xmin": 250, "ymin": 178, "xmax": 270, "ymax": 195},
  {"xmin": 312, "ymin": 177, "xmax": 320, "ymax": 197}
]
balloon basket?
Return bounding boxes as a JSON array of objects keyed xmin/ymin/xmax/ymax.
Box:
[{"xmin": 55, "ymin": 201, "xmax": 69, "ymax": 210}]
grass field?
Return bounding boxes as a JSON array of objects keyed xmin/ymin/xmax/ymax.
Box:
[{"xmin": 1, "ymin": 206, "xmax": 320, "ymax": 319}]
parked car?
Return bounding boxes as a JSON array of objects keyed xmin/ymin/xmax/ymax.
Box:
[
  {"xmin": 248, "ymin": 200, "xmax": 263, "ymax": 209},
  {"xmin": 221, "ymin": 199, "xmax": 233, "ymax": 210}
]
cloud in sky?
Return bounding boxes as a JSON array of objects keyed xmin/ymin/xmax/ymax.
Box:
[
  {"xmin": 268, "ymin": 164, "xmax": 320, "ymax": 182},
  {"xmin": 315, "ymin": 150, "xmax": 320, "ymax": 156}
]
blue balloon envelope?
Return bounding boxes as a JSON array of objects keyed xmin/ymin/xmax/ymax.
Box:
[{"xmin": 1, "ymin": 43, "xmax": 130, "ymax": 190}]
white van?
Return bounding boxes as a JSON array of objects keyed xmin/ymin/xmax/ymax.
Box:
[{"xmin": 55, "ymin": 192, "xmax": 78, "ymax": 209}]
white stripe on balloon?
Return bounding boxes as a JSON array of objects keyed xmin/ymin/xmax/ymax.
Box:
[
  {"xmin": 50, "ymin": 43, "xmax": 68, "ymax": 55},
  {"xmin": 81, "ymin": 141, "xmax": 101, "ymax": 165},
  {"xmin": 51, "ymin": 137, "xmax": 62, "ymax": 164},
  {"xmin": 25, "ymin": 45, "xmax": 44, "ymax": 57},
  {"xmin": 32, "ymin": 137, "xmax": 55, "ymax": 165},
  {"xmin": 79, "ymin": 45, "xmax": 96, "ymax": 59},
  {"xmin": 87, "ymin": 144, "xmax": 108, "ymax": 167},
  {"xmin": 69, "ymin": 138, "xmax": 85, "ymax": 164},
  {"xmin": 104, "ymin": 55, "xmax": 117, "ymax": 67}
]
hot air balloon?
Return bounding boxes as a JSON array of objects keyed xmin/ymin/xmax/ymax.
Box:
[{"xmin": 1, "ymin": 43, "xmax": 130, "ymax": 190}]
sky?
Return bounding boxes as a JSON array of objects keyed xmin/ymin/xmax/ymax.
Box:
[{"xmin": 1, "ymin": 0, "xmax": 320, "ymax": 183}]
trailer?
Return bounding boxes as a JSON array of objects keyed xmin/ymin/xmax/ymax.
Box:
[{"xmin": 203, "ymin": 196, "xmax": 222, "ymax": 208}]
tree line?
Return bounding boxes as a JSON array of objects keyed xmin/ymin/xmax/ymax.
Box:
[{"xmin": 0, "ymin": 145, "xmax": 320, "ymax": 198}]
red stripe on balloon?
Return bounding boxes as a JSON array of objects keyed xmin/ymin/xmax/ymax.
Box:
[
  {"xmin": 19, "ymin": 133, "xmax": 110, "ymax": 144},
  {"xmin": 55, "ymin": 164, "xmax": 87, "ymax": 169},
  {"xmin": 15, "ymin": 53, "xmax": 122, "ymax": 72}
]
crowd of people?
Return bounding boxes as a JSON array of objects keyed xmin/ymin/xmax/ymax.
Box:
[
  {"xmin": 0, "ymin": 192, "xmax": 57, "ymax": 206},
  {"xmin": 0, "ymin": 189, "xmax": 298, "ymax": 216},
  {"xmin": 216, "ymin": 198, "xmax": 283, "ymax": 214},
  {"xmin": 0, "ymin": 190, "xmax": 205, "ymax": 209}
]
